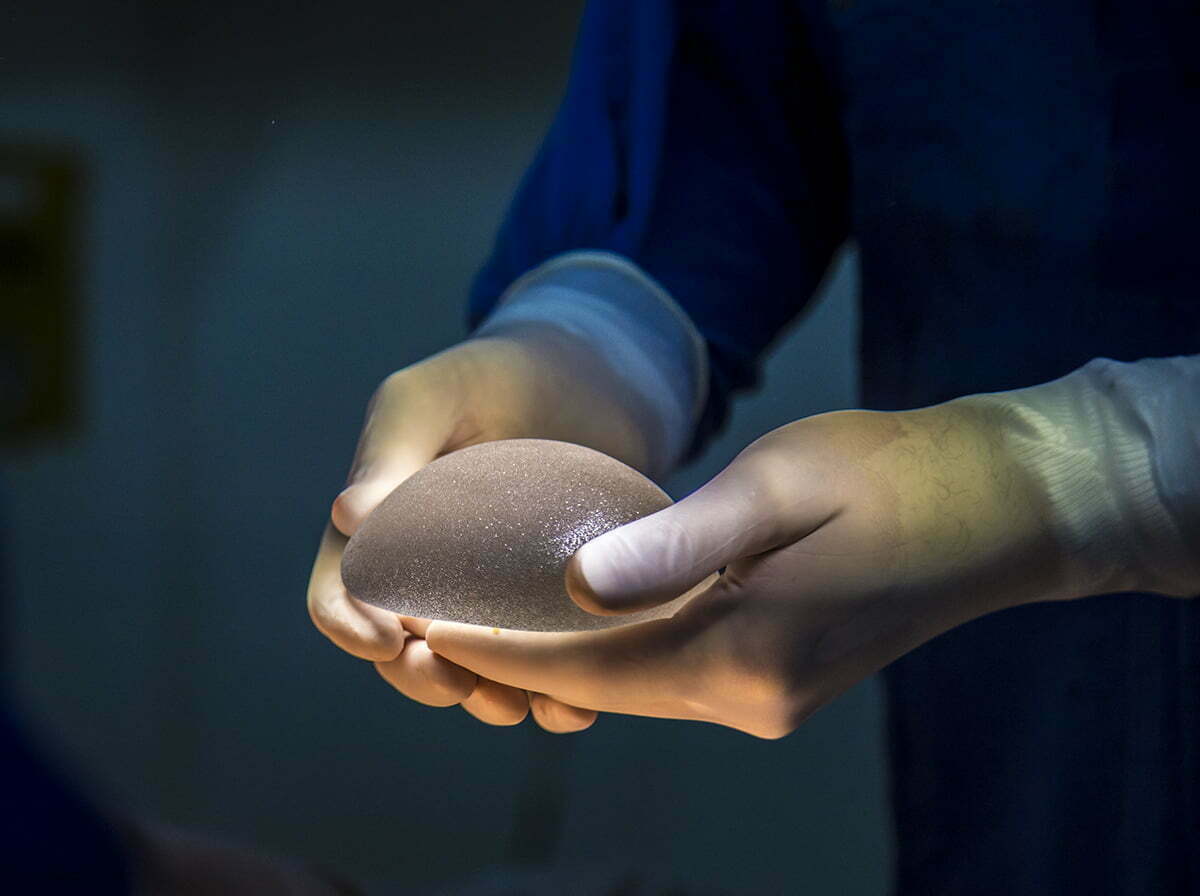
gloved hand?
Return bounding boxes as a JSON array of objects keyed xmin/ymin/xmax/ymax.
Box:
[
  {"xmin": 307, "ymin": 325, "xmax": 654, "ymax": 732},
  {"xmin": 423, "ymin": 401, "xmax": 1138, "ymax": 738}
]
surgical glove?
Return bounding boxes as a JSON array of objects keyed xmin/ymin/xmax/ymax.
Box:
[
  {"xmin": 306, "ymin": 253, "xmax": 706, "ymax": 732},
  {"xmin": 426, "ymin": 357, "xmax": 1200, "ymax": 737}
]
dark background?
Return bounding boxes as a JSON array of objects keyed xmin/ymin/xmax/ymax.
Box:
[{"xmin": 1, "ymin": 2, "xmax": 885, "ymax": 891}]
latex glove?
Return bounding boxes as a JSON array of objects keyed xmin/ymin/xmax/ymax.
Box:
[
  {"xmin": 307, "ymin": 327, "xmax": 654, "ymax": 733},
  {"xmin": 426, "ymin": 393, "xmax": 1195, "ymax": 739}
]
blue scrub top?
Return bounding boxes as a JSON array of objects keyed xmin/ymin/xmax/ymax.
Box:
[{"xmin": 469, "ymin": 2, "xmax": 1200, "ymax": 893}]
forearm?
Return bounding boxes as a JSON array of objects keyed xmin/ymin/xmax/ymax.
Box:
[{"xmin": 957, "ymin": 356, "xmax": 1200, "ymax": 599}]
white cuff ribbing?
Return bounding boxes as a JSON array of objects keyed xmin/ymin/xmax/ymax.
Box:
[
  {"xmin": 971, "ymin": 356, "xmax": 1200, "ymax": 598},
  {"xmin": 472, "ymin": 251, "xmax": 708, "ymax": 477}
]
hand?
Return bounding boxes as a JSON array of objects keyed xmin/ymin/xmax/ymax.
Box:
[
  {"xmin": 307, "ymin": 326, "xmax": 653, "ymax": 732},
  {"xmin": 425, "ymin": 402, "xmax": 1084, "ymax": 738}
]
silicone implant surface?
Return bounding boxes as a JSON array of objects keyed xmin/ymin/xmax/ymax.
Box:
[{"xmin": 341, "ymin": 439, "xmax": 675, "ymax": 632}]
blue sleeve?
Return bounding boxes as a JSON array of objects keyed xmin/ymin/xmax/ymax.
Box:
[{"xmin": 468, "ymin": 0, "xmax": 850, "ymax": 454}]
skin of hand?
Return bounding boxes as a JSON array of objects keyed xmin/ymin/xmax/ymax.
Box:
[
  {"xmin": 424, "ymin": 400, "xmax": 1114, "ymax": 739},
  {"xmin": 307, "ymin": 323, "xmax": 655, "ymax": 733}
]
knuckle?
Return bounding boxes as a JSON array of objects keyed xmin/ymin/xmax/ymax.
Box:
[
  {"xmin": 308, "ymin": 589, "xmax": 402, "ymax": 661},
  {"xmin": 533, "ymin": 698, "xmax": 588, "ymax": 733},
  {"xmin": 740, "ymin": 675, "xmax": 818, "ymax": 740},
  {"xmin": 746, "ymin": 714, "xmax": 798, "ymax": 741},
  {"xmin": 699, "ymin": 599, "xmax": 809, "ymax": 740},
  {"xmin": 650, "ymin": 516, "xmax": 703, "ymax": 580},
  {"xmin": 328, "ymin": 491, "xmax": 350, "ymax": 532},
  {"xmin": 727, "ymin": 663, "xmax": 808, "ymax": 740},
  {"xmin": 306, "ymin": 586, "xmax": 338, "ymax": 635},
  {"xmin": 464, "ymin": 697, "xmax": 511, "ymax": 726},
  {"xmin": 738, "ymin": 665, "xmax": 793, "ymax": 717},
  {"xmin": 374, "ymin": 369, "xmax": 408, "ymax": 404},
  {"xmin": 329, "ymin": 490, "xmax": 359, "ymax": 535},
  {"xmin": 530, "ymin": 698, "xmax": 560, "ymax": 730},
  {"xmin": 421, "ymin": 660, "xmax": 475, "ymax": 702},
  {"xmin": 734, "ymin": 439, "xmax": 804, "ymax": 522},
  {"xmin": 471, "ymin": 682, "xmax": 529, "ymax": 726},
  {"xmin": 359, "ymin": 369, "xmax": 410, "ymax": 430},
  {"xmin": 403, "ymin": 676, "xmax": 466, "ymax": 708}
]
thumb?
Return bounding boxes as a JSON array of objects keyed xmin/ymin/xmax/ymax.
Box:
[
  {"xmin": 332, "ymin": 470, "xmax": 416, "ymax": 537},
  {"xmin": 566, "ymin": 442, "xmax": 836, "ymax": 615},
  {"xmin": 331, "ymin": 373, "xmax": 457, "ymax": 536}
]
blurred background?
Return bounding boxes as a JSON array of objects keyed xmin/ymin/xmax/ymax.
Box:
[{"xmin": 1, "ymin": 1, "xmax": 886, "ymax": 892}]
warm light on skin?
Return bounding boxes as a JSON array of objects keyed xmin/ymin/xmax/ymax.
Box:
[
  {"xmin": 420, "ymin": 401, "xmax": 1118, "ymax": 740},
  {"xmin": 341, "ymin": 438, "xmax": 683, "ymax": 632}
]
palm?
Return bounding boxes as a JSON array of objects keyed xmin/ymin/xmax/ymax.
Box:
[{"xmin": 308, "ymin": 333, "xmax": 649, "ymax": 732}]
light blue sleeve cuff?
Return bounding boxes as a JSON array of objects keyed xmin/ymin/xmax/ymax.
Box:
[
  {"xmin": 471, "ymin": 251, "xmax": 709, "ymax": 477},
  {"xmin": 974, "ymin": 354, "xmax": 1200, "ymax": 598}
]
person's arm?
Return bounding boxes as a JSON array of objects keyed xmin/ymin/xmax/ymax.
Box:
[
  {"xmin": 469, "ymin": 0, "xmax": 849, "ymax": 462},
  {"xmin": 425, "ymin": 354, "xmax": 1200, "ymax": 738},
  {"xmin": 308, "ymin": 0, "xmax": 848, "ymax": 731}
]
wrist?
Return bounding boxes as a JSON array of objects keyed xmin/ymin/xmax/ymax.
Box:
[
  {"xmin": 936, "ymin": 395, "xmax": 1114, "ymax": 603},
  {"xmin": 880, "ymin": 402, "xmax": 1084, "ymax": 611},
  {"xmin": 956, "ymin": 359, "xmax": 1200, "ymax": 600},
  {"xmin": 471, "ymin": 251, "xmax": 708, "ymax": 478},
  {"xmin": 465, "ymin": 325, "xmax": 656, "ymax": 474}
]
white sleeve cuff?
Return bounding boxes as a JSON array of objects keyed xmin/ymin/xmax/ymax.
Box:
[
  {"xmin": 471, "ymin": 251, "xmax": 709, "ymax": 477},
  {"xmin": 972, "ymin": 355, "xmax": 1200, "ymax": 598}
]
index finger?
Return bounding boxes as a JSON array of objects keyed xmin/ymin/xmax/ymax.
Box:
[
  {"xmin": 424, "ymin": 615, "xmax": 710, "ymax": 722},
  {"xmin": 307, "ymin": 523, "xmax": 406, "ymax": 661}
]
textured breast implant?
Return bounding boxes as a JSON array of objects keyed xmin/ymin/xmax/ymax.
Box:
[{"xmin": 341, "ymin": 439, "xmax": 678, "ymax": 632}]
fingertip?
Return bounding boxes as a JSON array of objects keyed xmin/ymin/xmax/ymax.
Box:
[
  {"xmin": 375, "ymin": 638, "xmax": 477, "ymax": 707},
  {"xmin": 330, "ymin": 488, "xmax": 365, "ymax": 536},
  {"xmin": 530, "ymin": 693, "xmax": 597, "ymax": 734},
  {"xmin": 567, "ymin": 538, "xmax": 676, "ymax": 616},
  {"xmin": 399, "ymin": 616, "xmax": 431, "ymax": 637},
  {"xmin": 461, "ymin": 678, "xmax": 530, "ymax": 727},
  {"xmin": 307, "ymin": 588, "xmax": 406, "ymax": 662},
  {"xmin": 564, "ymin": 552, "xmax": 624, "ymax": 616},
  {"xmin": 331, "ymin": 478, "xmax": 401, "ymax": 536},
  {"xmin": 422, "ymin": 620, "xmax": 464, "ymax": 657}
]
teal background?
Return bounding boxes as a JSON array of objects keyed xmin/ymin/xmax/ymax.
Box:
[{"xmin": 1, "ymin": 2, "xmax": 886, "ymax": 891}]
